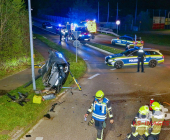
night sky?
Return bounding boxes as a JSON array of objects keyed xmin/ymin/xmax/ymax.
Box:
[{"xmin": 28, "ymin": 0, "xmax": 170, "ymax": 21}]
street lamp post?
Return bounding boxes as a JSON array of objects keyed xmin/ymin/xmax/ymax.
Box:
[
  {"xmin": 28, "ymin": 0, "xmax": 36, "ymax": 90},
  {"xmin": 116, "ymin": 20, "xmax": 120, "ymax": 35}
]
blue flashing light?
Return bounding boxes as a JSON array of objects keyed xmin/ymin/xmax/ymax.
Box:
[
  {"xmin": 93, "ymin": 19, "xmax": 96, "ymax": 22},
  {"xmin": 84, "ymin": 23, "xmax": 87, "ymax": 26},
  {"xmin": 74, "ymin": 23, "xmax": 78, "ymax": 27},
  {"xmin": 59, "ymin": 24, "xmax": 61, "ymax": 27}
]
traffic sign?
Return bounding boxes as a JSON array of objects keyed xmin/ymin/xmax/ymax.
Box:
[
  {"xmin": 73, "ymin": 40, "xmax": 81, "ymax": 47},
  {"xmin": 72, "ymin": 31, "xmax": 81, "ymax": 40}
]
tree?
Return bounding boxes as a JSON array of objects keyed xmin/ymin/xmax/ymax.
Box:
[
  {"xmin": 137, "ymin": 11, "xmax": 152, "ymax": 31},
  {"xmin": 67, "ymin": 0, "xmax": 97, "ymax": 22}
]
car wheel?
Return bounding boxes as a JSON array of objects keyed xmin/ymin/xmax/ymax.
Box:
[
  {"xmin": 114, "ymin": 61, "xmax": 123, "ymax": 69},
  {"xmin": 112, "ymin": 40, "xmax": 115, "ymax": 45},
  {"xmin": 149, "ymin": 60, "xmax": 157, "ymax": 68}
]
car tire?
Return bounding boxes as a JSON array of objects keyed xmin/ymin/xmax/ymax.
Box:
[
  {"xmin": 112, "ymin": 40, "xmax": 115, "ymax": 45},
  {"xmin": 114, "ymin": 61, "xmax": 123, "ymax": 69},
  {"xmin": 149, "ymin": 60, "xmax": 157, "ymax": 68}
]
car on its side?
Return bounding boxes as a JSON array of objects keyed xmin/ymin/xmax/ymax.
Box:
[
  {"xmin": 72, "ymin": 27, "xmax": 91, "ymax": 41},
  {"xmin": 42, "ymin": 22, "xmax": 53, "ymax": 29},
  {"xmin": 111, "ymin": 35, "xmax": 144, "ymax": 48},
  {"xmin": 105, "ymin": 48, "xmax": 164, "ymax": 69}
]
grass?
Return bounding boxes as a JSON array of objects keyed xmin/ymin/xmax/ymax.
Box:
[
  {"xmin": 88, "ymin": 42, "xmax": 123, "ymax": 54},
  {"xmin": 98, "ymin": 31, "xmax": 170, "ymax": 47},
  {"xmin": 0, "ymin": 49, "xmax": 44, "ymax": 80},
  {"xmin": 0, "ymin": 35, "xmax": 86, "ymax": 140}
]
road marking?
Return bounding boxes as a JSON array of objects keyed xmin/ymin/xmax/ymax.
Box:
[
  {"xmin": 35, "ymin": 137, "xmax": 43, "ymax": 140},
  {"xmin": 110, "ymin": 68, "xmax": 116, "ymax": 70},
  {"xmin": 88, "ymin": 73, "xmax": 100, "ymax": 79}
]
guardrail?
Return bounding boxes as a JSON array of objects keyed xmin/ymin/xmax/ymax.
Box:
[{"xmin": 97, "ymin": 28, "xmax": 119, "ymax": 37}]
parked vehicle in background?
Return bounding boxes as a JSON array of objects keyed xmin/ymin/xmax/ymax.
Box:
[
  {"xmin": 72, "ymin": 27, "xmax": 91, "ymax": 41},
  {"xmin": 111, "ymin": 35, "xmax": 144, "ymax": 48},
  {"xmin": 42, "ymin": 22, "xmax": 53, "ymax": 29}
]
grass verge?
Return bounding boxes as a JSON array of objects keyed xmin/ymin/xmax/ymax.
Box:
[
  {"xmin": 0, "ymin": 35, "xmax": 86, "ymax": 140},
  {"xmin": 88, "ymin": 42, "xmax": 123, "ymax": 54},
  {"xmin": 0, "ymin": 49, "xmax": 44, "ymax": 80}
]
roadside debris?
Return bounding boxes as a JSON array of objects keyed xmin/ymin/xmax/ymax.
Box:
[
  {"xmin": 117, "ymin": 134, "xmax": 122, "ymax": 137},
  {"xmin": 44, "ymin": 114, "xmax": 51, "ymax": 119},
  {"xmin": 50, "ymin": 101, "xmax": 65, "ymax": 112},
  {"xmin": 43, "ymin": 94, "xmax": 56, "ymax": 100},
  {"xmin": 26, "ymin": 135, "xmax": 31, "ymax": 137},
  {"xmin": 7, "ymin": 92, "xmax": 29, "ymax": 106}
]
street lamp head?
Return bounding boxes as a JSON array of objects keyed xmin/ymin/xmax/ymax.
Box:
[{"xmin": 116, "ymin": 20, "xmax": 120, "ymax": 25}]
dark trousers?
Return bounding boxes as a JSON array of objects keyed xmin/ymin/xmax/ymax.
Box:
[
  {"xmin": 95, "ymin": 120, "xmax": 105, "ymax": 140},
  {"xmin": 147, "ymin": 134, "xmax": 159, "ymax": 140},
  {"xmin": 137, "ymin": 58, "xmax": 144, "ymax": 72},
  {"xmin": 127, "ymin": 134, "xmax": 148, "ymax": 140}
]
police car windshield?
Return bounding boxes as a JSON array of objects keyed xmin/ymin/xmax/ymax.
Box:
[
  {"xmin": 121, "ymin": 50, "xmax": 133, "ymax": 56},
  {"xmin": 75, "ymin": 27, "xmax": 88, "ymax": 32}
]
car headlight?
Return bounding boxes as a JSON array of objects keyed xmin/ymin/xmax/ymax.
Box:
[
  {"xmin": 79, "ymin": 34, "xmax": 82, "ymax": 36},
  {"xmin": 88, "ymin": 34, "xmax": 91, "ymax": 36}
]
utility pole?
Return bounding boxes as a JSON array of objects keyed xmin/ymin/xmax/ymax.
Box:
[
  {"xmin": 107, "ymin": 2, "xmax": 109, "ymax": 23},
  {"xmin": 98, "ymin": 1, "xmax": 100, "ymax": 22},
  {"xmin": 153, "ymin": 9, "xmax": 154, "ymax": 17},
  {"xmin": 135, "ymin": 0, "xmax": 138, "ymax": 25},
  {"xmin": 28, "ymin": 0, "xmax": 36, "ymax": 90},
  {"xmin": 116, "ymin": 2, "xmax": 118, "ymax": 20}
]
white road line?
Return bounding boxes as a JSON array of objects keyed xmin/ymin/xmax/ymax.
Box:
[
  {"xmin": 35, "ymin": 137, "xmax": 43, "ymax": 140},
  {"xmin": 110, "ymin": 68, "xmax": 116, "ymax": 70},
  {"xmin": 88, "ymin": 73, "xmax": 100, "ymax": 79}
]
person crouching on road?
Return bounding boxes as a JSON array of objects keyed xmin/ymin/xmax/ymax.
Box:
[
  {"xmin": 137, "ymin": 47, "xmax": 146, "ymax": 73},
  {"xmin": 148, "ymin": 102, "xmax": 165, "ymax": 140},
  {"xmin": 84, "ymin": 90, "xmax": 114, "ymax": 140},
  {"xmin": 126, "ymin": 105, "xmax": 152, "ymax": 140}
]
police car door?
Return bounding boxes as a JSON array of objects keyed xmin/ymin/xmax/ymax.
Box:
[
  {"xmin": 121, "ymin": 37, "xmax": 127, "ymax": 46},
  {"xmin": 116, "ymin": 37, "xmax": 122, "ymax": 45},
  {"xmin": 127, "ymin": 51, "xmax": 138, "ymax": 65}
]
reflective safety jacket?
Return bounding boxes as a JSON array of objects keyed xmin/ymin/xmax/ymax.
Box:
[
  {"xmin": 151, "ymin": 111, "xmax": 165, "ymax": 135},
  {"xmin": 131, "ymin": 113, "xmax": 151, "ymax": 137},
  {"xmin": 86, "ymin": 97, "xmax": 113, "ymax": 121}
]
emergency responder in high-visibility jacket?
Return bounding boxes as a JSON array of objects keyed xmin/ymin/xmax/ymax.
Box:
[
  {"xmin": 137, "ymin": 47, "xmax": 145, "ymax": 73},
  {"xmin": 84, "ymin": 90, "xmax": 114, "ymax": 140},
  {"xmin": 148, "ymin": 102, "xmax": 165, "ymax": 140},
  {"xmin": 126, "ymin": 105, "xmax": 152, "ymax": 140}
]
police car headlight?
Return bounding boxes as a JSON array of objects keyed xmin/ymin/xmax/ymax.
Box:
[
  {"xmin": 108, "ymin": 59, "xmax": 113, "ymax": 62},
  {"xmin": 65, "ymin": 31, "xmax": 68, "ymax": 32},
  {"xmin": 88, "ymin": 34, "xmax": 91, "ymax": 36},
  {"xmin": 79, "ymin": 34, "xmax": 82, "ymax": 37}
]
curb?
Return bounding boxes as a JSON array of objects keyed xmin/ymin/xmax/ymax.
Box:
[
  {"xmin": 85, "ymin": 43, "xmax": 113, "ymax": 55},
  {"xmin": 11, "ymin": 89, "xmax": 68, "ymax": 140}
]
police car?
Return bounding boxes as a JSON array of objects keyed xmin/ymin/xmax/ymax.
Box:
[
  {"xmin": 111, "ymin": 35, "xmax": 144, "ymax": 48},
  {"xmin": 105, "ymin": 48, "xmax": 164, "ymax": 69}
]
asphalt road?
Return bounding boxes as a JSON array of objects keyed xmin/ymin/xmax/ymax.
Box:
[{"xmin": 22, "ymin": 27, "xmax": 170, "ymax": 140}]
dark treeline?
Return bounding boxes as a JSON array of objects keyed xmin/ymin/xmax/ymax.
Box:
[{"xmin": 0, "ymin": 0, "xmax": 30, "ymax": 73}]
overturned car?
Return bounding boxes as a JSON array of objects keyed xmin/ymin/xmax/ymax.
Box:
[{"xmin": 38, "ymin": 50, "xmax": 70, "ymax": 93}]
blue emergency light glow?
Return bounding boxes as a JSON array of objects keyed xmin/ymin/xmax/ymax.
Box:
[
  {"xmin": 74, "ymin": 24, "xmax": 78, "ymax": 27},
  {"xmin": 93, "ymin": 19, "xmax": 96, "ymax": 22},
  {"xmin": 59, "ymin": 24, "xmax": 61, "ymax": 27},
  {"xmin": 55, "ymin": 52, "xmax": 63, "ymax": 58},
  {"xmin": 84, "ymin": 23, "xmax": 87, "ymax": 26}
]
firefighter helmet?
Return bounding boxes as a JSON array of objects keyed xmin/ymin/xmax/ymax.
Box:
[
  {"xmin": 95, "ymin": 90, "xmax": 104, "ymax": 99},
  {"xmin": 151, "ymin": 102, "xmax": 161, "ymax": 111},
  {"xmin": 139, "ymin": 105, "xmax": 149, "ymax": 115}
]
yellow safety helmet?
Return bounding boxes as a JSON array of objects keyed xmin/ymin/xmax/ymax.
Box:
[
  {"xmin": 95, "ymin": 90, "xmax": 104, "ymax": 99},
  {"xmin": 139, "ymin": 105, "xmax": 149, "ymax": 115},
  {"xmin": 151, "ymin": 102, "xmax": 161, "ymax": 111}
]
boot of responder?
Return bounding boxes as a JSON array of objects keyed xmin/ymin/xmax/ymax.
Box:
[{"xmin": 88, "ymin": 118, "xmax": 94, "ymax": 126}]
